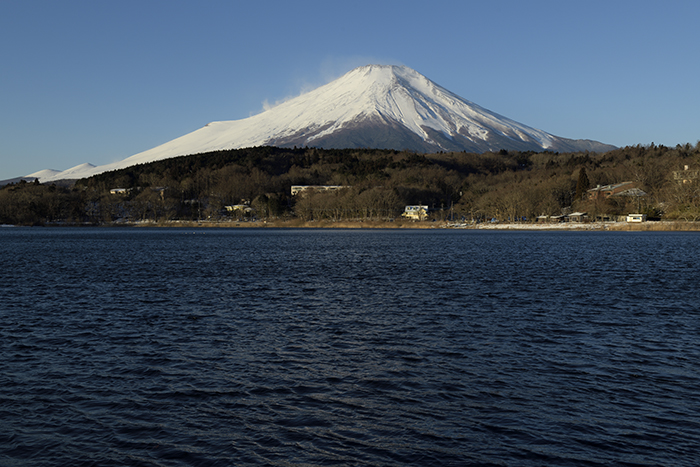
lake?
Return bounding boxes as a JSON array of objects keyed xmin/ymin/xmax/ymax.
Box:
[{"xmin": 1, "ymin": 228, "xmax": 699, "ymax": 466}]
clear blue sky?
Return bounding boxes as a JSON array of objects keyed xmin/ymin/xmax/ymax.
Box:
[{"xmin": 2, "ymin": 0, "xmax": 698, "ymax": 180}]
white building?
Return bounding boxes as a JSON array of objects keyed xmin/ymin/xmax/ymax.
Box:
[
  {"xmin": 626, "ymin": 214, "xmax": 647, "ymax": 223},
  {"xmin": 291, "ymin": 185, "xmax": 349, "ymax": 196},
  {"xmin": 402, "ymin": 205, "xmax": 429, "ymax": 220}
]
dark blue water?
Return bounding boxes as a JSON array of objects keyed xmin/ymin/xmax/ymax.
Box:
[{"xmin": 1, "ymin": 228, "xmax": 699, "ymax": 466}]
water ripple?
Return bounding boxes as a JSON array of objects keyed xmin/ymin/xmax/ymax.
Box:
[{"xmin": 1, "ymin": 228, "xmax": 699, "ymax": 466}]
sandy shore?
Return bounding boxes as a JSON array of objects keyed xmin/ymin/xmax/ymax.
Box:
[
  {"xmin": 451, "ymin": 221, "xmax": 610, "ymax": 230},
  {"xmin": 447, "ymin": 221, "xmax": 700, "ymax": 231}
]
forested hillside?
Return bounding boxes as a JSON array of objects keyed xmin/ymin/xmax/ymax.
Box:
[{"xmin": 2, "ymin": 143, "xmax": 700, "ymax": 225}]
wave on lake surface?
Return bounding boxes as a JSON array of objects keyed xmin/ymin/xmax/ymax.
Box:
[{"xmin": 1, "ymin": 228, "xmax": 699, "ymax": 466}]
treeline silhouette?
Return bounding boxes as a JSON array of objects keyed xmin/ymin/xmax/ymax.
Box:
[{"xmin": 2, "ymin": 143, "xmax": 700, "ymax": 225}]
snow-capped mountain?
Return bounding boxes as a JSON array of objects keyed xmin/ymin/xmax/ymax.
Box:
[{"xmin": 32, "ymin": 65, "xmax": 615, "ymax": 182}]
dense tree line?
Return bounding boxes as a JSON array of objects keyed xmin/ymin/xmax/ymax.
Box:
[{"xmin": 2, "ymin": 143, "xmax": 700, "ymax": 225}]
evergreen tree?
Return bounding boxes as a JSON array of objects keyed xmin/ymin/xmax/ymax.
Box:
[{"xmin": 575, "ymin": 166, "xmax": 590, "ymax": 200}]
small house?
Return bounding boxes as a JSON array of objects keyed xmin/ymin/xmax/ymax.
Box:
[
  {"xmin": 587, "ymin": 182, "xmax": 636, "ymax": 200},
  {"xmin": 225, "ymin": 205, "xmax": 253, "ymax": 214},
  {"xmin": 402, "ymin": 205, "xmax": 428, "ymax": 220},
  {"xmin": 549, "ymin": 215, "xmax": 566, "ymax": 223},
  {"xmin": 672, "ymin": 166, "xmax": 700, "ymax": 184},
  {"xmin": 626, "ymin": 213, "xmax": 647, "ymax": 223},
  {"xmin": 291, "ymin": 185, "xmax": 349, "ymax": 196},
  {"xmin": 567, "ymin": 212, "xmax": 588, "ymax": 223}
]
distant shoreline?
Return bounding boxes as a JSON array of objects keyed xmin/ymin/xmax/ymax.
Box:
[
  {"xmin": 6, "ymin": 220, "xmax": 700, "ymax": 231},
  {"xmin": 124, "ymin": 219, "xmax": 700, "ymax": 231}
]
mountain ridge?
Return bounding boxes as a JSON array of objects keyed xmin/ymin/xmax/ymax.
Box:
[{"xmin": 31, "ymin": 65, "xmax": 616, "ymax": 182}]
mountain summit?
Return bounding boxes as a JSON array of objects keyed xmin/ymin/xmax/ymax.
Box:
[{"xmin": 33, "ymin": 65, "xmax": 615, "ymax": 182}]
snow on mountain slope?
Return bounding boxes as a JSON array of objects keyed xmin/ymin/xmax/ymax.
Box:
[
  {"xmin": 24, "ymin": 168, "xmax": 63, "ymax": 180},
  {"xmin": 33, "ymin": 65, "xmax": 615, "ymax": 182},
  {"xmin": 42, "ymin": 163, "xmax": 96, "ymax": 180}
]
